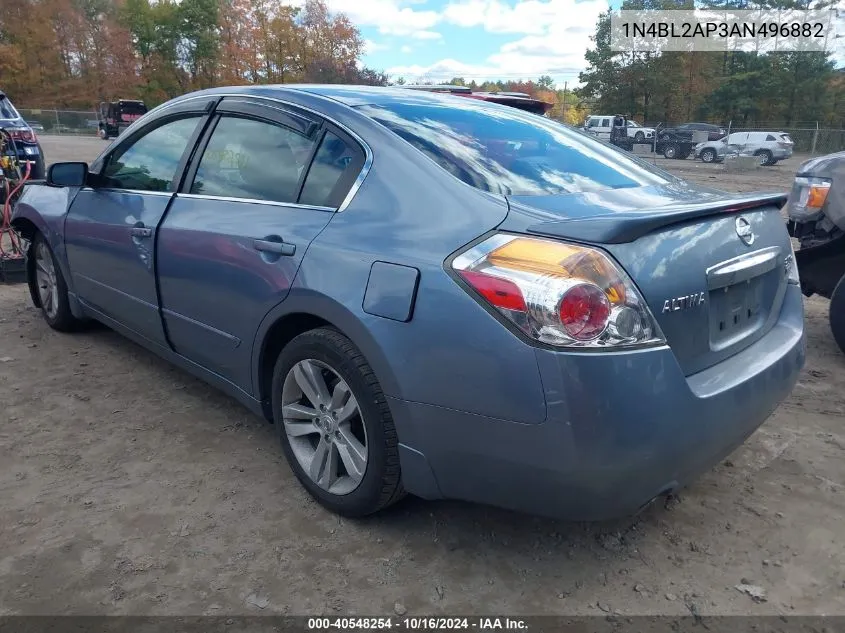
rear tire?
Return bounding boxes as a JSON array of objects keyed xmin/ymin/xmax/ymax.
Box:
[
  {"xmin": 98, "ymin": 127, "xmax": 109, "ymax": 141},
  {"xmin": 663, "ymin": 143, "xmax": 678, "ymax": 159},
  {"xmin": 30, "ymin": 233, "xmax": 81, "ymax": 332},
  {"xmin": 829, "ymin": 275, "xmax": 845, "ymax": 355},
  {"xmin": 271, "ymin": 327, "xmax": 405, "ymax": 517}
]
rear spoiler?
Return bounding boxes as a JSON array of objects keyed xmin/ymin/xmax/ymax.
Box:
[{"xmin": 524, "ymin": 191, "xmax": 788, "ymax": 244}]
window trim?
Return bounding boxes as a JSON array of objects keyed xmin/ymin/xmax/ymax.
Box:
[
  {"xmin": 137, "ymin": 92, "xmax": 373, "ymax": 212},
  {"xmin": 176, "ymin": 192, "xmax": 334, "ymax": 212},
  {"xmin": 91, "ymin": 112, "xmax": 211, "ymax": 194}
]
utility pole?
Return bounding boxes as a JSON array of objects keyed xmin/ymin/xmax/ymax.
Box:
[{"xmin": 562, "ymin": 81, "xmax": 568, "ymax": 121}]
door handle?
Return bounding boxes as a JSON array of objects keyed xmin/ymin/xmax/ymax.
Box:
[
  {"xmin": 130, "ymin": 226, "xmax": 152, "ymax": 238},
  {"xmin": 253, "ymin": 238, "xmax": 295, "ymax": 257}
]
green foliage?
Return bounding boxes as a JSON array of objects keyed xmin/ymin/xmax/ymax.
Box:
[
  {"xmin": 3, "ymin": 0, "xmax": 388, "ymax": 108},
  {"xmin": 578, "ymin": 0, "xmax": 843, "ymax": 125}
]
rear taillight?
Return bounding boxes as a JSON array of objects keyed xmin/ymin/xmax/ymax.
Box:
[
  {"xmin": 6, "ymin": 127, "xmax": 35, "ymax": 143},
  {"xmin": 451, "ymin": 234, "xmax": 665, "ymax": 349}
]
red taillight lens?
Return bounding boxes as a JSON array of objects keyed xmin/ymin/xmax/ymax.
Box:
[
  {"xmin": 451, "ymin": 234, "xmax": 664, "ymax": 349},
  {"xmin": 459, "ymin": 270, "xmax": 527, "ymax": 312},
  {"xmin": 559, "ymin": 283, "xmax": 611, "ymax": 341},
  {"xmin": 7, "ymin": 128, "xmax": 35, "ymax": 143}
]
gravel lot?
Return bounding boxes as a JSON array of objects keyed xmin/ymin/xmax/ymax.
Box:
[{"xmin": 0, "ymin": 135, "xmax": 843, "ymax": 617}]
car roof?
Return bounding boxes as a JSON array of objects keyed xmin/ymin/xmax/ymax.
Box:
[{"xmin": 179, "ymin": 84, "xmax": 528, "ymax": 109}]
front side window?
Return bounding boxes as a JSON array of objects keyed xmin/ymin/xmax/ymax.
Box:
[
  {"xmin": 357, "ymin": 99, "xmax": 673, "ymax": 196},
  {"xmin": 190, "ymin": 116, "xmax": 315, "ymax": 204},
  {"xmin": 102, "ymin": 116, "xmax": 201, "ymax": 192}
]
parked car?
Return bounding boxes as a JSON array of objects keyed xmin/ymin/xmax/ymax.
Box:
[
  {"xmin": 584, "ymin": 115, "xmax": 655, "ymax": 143},
  {"xmin": 26, "ymin": 120, "xmax": 45, "ymax": 132},
  {"xmin": 97, "ymin": 99, "xmax": 148, "ymax": 140},
  {"xmin": 626, "ymin": 120, "xmax": 656, "ymax": 143},
  {"xmin": 402, "ymin": 85, "xmax": 552, "ymax": 115},
  {"xmin": 654, "ymin": 125, "xmax": 696, "ymax": 159},
  {"xmin": 695, "ymin": 131, "xmax": 794, "ymax": 166},
  {"xmin": 785, "ymin": 150, "xmax": 845, "ymax": 351},
  {"xmin": 12, "ymin": 85, "xmax": 805, "ymax": 521},
  {"xmin": 669, "ymin": 122, "xmax": 726, "ymax": 142},
  {"xmin": 0, "ymin": 90, "xmax": 45, "ymax": 179}
]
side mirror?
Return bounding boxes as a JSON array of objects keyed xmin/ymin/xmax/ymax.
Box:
[{"xmin": 46, "ymin": 162, "xmax": 89, "ymax": 187}]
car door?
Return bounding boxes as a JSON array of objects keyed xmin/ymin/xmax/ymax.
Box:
[
  {"xmin": 725, "ymin": 132, "xmax": 748, "ymax": 153},
  {"xmin": 596, "ymin": 117, "xmax": 612, "ymax": 140},
  {"xmin": 63, "ymin": 100, "xmax": 214, "ymax": 346},
  {"xmin": 155, "ymin": 97, "xmax": 366, "ymax": 389}
]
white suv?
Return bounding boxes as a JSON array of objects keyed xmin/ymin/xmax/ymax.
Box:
[
  {"xmin": 584, "ymin": 115, "xmax": 655, "ymax": 143},
  {"xmin": 695, "ymin": 131, "xmax": 794, "ymax": 166}
]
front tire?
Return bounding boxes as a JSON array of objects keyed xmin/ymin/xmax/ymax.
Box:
[
  {"xmin": 700, "ymin": 148, "xmax": 717, "ymax": 163},
  {"xmin": 271, "ymin": 327, "xmax": 405, "ymax": 517},
  {"xmin": 663, "ymin": 143, "xmax": 678, "ymax": 159},
  {"xmin": 829, "ymin": 275, "xmax": 845, "ymax": 355},
  {"xmin": 634, "ymin": 131, "xmax": 645, "ymax": 143},
  {"xmin": 30, "ymin": 233, "xmax": 80, "ymax": 332}
]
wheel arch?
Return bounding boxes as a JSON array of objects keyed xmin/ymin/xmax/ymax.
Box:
[
  {"xmin": 251, "ymin": 290, "xmax": 401, "ymax": 422},
  {"xmin": 11, "ymin": 217, "xmax": 43, "ymax": 308},
  {"xmin": 11, "ymin": 207, "xmax": 84, "ymax": 318}
]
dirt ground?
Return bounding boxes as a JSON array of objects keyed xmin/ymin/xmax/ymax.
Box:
[{"xmin": 0, "ymin": 136, "xmax": 843, "ymax": 617}]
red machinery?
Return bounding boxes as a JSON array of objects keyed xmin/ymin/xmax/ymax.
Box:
[{"xmin": 0, "ymin": 127, "xmax": 31, "ymax": 282}]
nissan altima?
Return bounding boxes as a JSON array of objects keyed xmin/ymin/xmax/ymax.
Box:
[{"xmin": 11, "ymin": 85, "xmax": 805, "ymax": 520}]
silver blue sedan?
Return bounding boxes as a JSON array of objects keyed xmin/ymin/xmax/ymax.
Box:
[{"xmin": 12, "ymin": 85, "xmax": 805, "ymax": 520}]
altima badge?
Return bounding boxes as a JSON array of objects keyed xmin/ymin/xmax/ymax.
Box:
[
  {"xmin": 735, "ymin": 216, "xmax": 755, "ymax": 246},
  {"xmin": 662, "ymin": 292, "xmax": 706, "ymax": 314}
]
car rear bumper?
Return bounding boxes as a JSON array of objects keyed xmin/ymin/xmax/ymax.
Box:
[{"xmin": 391, "ymin": 286, "xmax": 805, "ymax": 520}]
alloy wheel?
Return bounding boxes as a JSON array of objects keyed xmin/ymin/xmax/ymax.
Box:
[
  {"xmin": 281, "ymin": 359, "xmax": 368, "ymax": 495},
  {"xmin": 34, "ymin": 241, "xmax": 59, "ymax": 319}
]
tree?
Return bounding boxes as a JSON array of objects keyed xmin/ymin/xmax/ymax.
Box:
[{"xmin": 538, "ymin": 75, "xmax": 555, "ymax": 90}]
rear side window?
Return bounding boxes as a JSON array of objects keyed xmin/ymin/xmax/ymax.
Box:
[
  {"xmin": 191, "ymin": 116, "xmax": 315, "ymax": 204},
  {"xmin": 766, "ymin": 134, "xmax": 776, "ymax": 141},
  {"xmin": 357, "ymin": 100, "xmax": 671, "ymax": 196},
  {"xmin": 601, "ymin": 118, "xmax": 610, "ymax": 127},
  {"xmin": 300, "ymin": 131, "xmax": 362, "ymax": 207}
]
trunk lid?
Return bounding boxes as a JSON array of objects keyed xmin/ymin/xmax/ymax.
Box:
[{"xmin": 503, "ymin": 184, "xmax": 793, "ymax": 376}]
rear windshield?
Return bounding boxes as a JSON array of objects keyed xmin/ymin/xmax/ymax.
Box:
[
  {"xmin": 119, "ymin": 102, "xmax": 147, "ymax": 115},
  {"xmin": 0, "ymin": 97, "xmax": 20, "ymax": 120},
  {"xmin": 356, "ymin": 99, "xmax": 672, "ymax": 196}
]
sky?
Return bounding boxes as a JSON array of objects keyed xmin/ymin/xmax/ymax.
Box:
[
  {"xmin": 308, "ymin": 0, "xmax": 844, "ymax": 89},
  {"xmin": 319, "ymin": 0, "xmax": 612, "ymax": 88}
]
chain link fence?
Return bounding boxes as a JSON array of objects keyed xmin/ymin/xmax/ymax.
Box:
[
  {"xmin": 17, "ymin": 108, "xmax": 99, "ymax": 136},
  {"xmin": 17, "ymin": 108, "xmax": 845, "ymax": 158}
]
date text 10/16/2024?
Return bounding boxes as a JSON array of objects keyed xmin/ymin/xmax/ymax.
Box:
[{"xmin": 307, "ymin": 617, "xmax": 529, "ymax": 631}]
